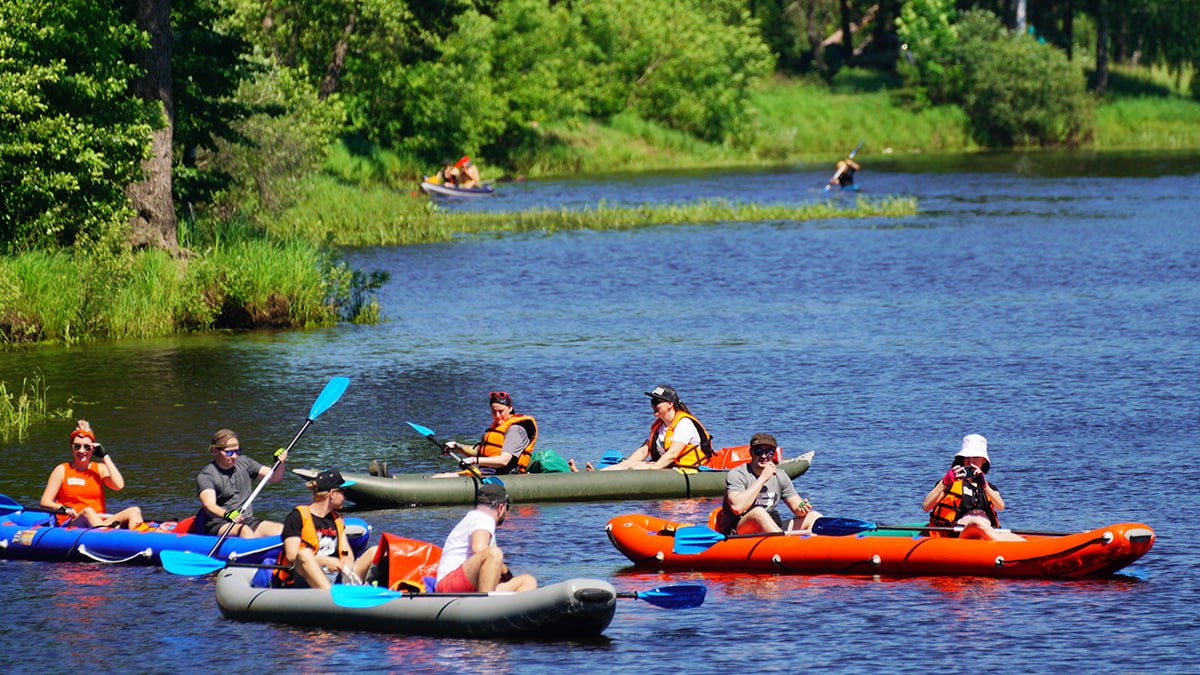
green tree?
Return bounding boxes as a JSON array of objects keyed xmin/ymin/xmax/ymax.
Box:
[
  {"xmin": 895, "ymin": 0, "xmax": 959, "ymax": 105},
  {"xmin": 0, "ymin": 0, "xmax": 158, "ymax": 253}
]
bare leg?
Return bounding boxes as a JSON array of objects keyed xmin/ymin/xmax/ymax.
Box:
[{"xmin": 734, "ymin": 507, "xmax": 784, "ymax": 534}]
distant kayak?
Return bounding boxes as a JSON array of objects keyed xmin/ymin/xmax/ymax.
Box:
[{"xmin": 420, "ymin": 178, "xmax": 495, "ymax": 198}]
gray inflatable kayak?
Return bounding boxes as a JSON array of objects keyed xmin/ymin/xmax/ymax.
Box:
[
  {"xmin": 295, "ymin": 451, "xmax": 813, "ymax": 509},
  {"xmin": 215, "ymin": 567, "xmax": 617, "ymax": 638}
]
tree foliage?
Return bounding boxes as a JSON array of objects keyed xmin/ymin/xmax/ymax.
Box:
[{"xmin": 0, "ymin": 0, "xmax": 159, "ymax": 253}]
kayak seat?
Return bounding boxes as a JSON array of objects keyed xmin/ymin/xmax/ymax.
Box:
[{"xmin": 173, "ymin": 515, "xmax": 204, "ymax": 535}]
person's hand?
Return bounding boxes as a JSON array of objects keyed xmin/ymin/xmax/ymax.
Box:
[
  {"xmin": 442, "ymin": 441, "xmax": 456, "ymax": 456},
  {"xmin": 91, "ymin": 444, "xmax": 107, "ymax": 460},
  {"xmin": 274, "ymin": 447, "xmax": 287, "ymax": 462},
  {"xmin": 941, "ymin": 468, "xmax": 960, "ymax": 487},
  {"xmin": 223, "ymin": 508, "xmax": 242, "ymax": 522},
  {"xmin": 761, "ymin": 462, "xmax": 778, "ymax": 480},
  {"xmin": 58, "ymin": 505, "xmax": 76, "ymax": 516}
]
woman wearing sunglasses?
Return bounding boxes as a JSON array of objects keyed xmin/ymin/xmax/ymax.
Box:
[
  {"xmin": 39, "ymin": 420, "xmax": 145, "ymax": 528},
  {"xmin": 714, "ymin": 433, "xmax": 821, "ymax": 536},
  {"xmin": 603, "ymin": 384, "xmax": 713, "ymax": 471},
  {"xmin": 435, "ymin": 391, "xmax": 539, "ymax": 476},
  {"xmin": 193, "ymin": 428, "xmax": 287, "ymax": 538}
]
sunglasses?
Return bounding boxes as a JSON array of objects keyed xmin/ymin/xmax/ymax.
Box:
[
  {"xmin": 221, "ymin": 449, "xmax": 240, "ymax": 457},
  {"xmin": 750, "ymin": 446, "xmax": 776, "ymax": 457},
  {"xmin": 72, "ymin": 442, "xmax": 96, "ymax": 451},
  {"xmin": 489, "ymin": 391, "xmax": 512, "ymax": 406}
]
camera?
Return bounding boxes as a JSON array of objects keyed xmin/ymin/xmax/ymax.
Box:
[{"xmin": 962, "ymin": 465, "xmax": 981, "ymax": 479}]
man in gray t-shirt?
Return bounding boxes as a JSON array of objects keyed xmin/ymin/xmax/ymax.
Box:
[
  {"xmin": 715, "ymin": 433, "xmax": 821, "ymax": 535},
  {"xmin": 194, "ymin": 428, "xmax": 287, "ymax": 537}
]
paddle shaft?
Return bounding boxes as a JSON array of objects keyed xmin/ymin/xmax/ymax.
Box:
[
  {"xmin": 877, "ymin": 523, "xmax": 1076, "ymax": 537},
  {"xmin": 408, "ymin": 422, "xmax": 484, "ymax": 479},
  {"xmin": 825, "ymin": 140, "xmax": 865, "ymax": 190}
]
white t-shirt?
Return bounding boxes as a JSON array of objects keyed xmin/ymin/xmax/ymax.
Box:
[
  {"xmin": 652, "ymin": 417, "xmax": 701, "ymax": 456},
  {"xmin": 435, "ymin": 509, "xmax": 497, "ymax": 582}
]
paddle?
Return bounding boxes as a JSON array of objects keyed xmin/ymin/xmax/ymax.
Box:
[
  {"xmin": 203, "ymin": 376, "xmax": 349, "ymax": 560},
  {"xmin": 0, "ymin": 494, "xmax": 82, "ymax": 520},
  {"xmin": 330, "ymin": 583, "xmax": 706, "ymax": 610},
  {"xmin": 811, "ymin": 517, "xmax": 1076, "ymax": 538},
  {"xmin": 673, "ymin": 526, "xmax": 793, "ymax": 554},
  {"xmin": 160, "ymin": 550, "xmax": 294, "ymax": 576},
  {"xmin": 405, "ymin": 421, "xmax": 483, "ymax": 479},
  {"xmin": 824, "ymin": 139, "xmax": 865, "ymax": 191}
]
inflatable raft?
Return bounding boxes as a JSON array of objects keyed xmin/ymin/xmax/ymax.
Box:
[
  {"xmin": 215, "ymin": 566, "xmax": 617, "ymax": 638},
  {"xmin": 606, "ymin": 513, "xmax": 1155, "ymax": 579},
  {"xmin": 0, "ymin": 498, "xmax": 371, "ymax": 566},
  {"xmin": 420, "ymin": 179, "xmax": 495, "ymax": 198},
  {"xmin": 295, "ymin": 451, "xmax": 813, "ymax": 508}
]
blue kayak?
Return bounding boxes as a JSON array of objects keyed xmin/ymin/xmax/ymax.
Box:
[{"xmin": 0, "ymin": 497, "xmax": 371, "ymax": 566}]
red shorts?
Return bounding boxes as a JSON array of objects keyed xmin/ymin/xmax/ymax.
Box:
[{"xmin": 435, "ymin": 565, "xmax": 476, "ymax": 593}]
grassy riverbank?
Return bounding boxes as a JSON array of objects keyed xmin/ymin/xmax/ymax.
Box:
[{"xmin": 0, "ymin": 238, "xmax": 380, "ymax": 346}]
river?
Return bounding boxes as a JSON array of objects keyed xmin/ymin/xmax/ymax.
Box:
[{"xmin": 1, "ymin": 151, "xmax": 1198, "ymax": 672}]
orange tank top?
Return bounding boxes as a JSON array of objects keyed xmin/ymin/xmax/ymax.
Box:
[{"xmin": 56, "ymin": 461, "xmax": 106, "ymax": 516}]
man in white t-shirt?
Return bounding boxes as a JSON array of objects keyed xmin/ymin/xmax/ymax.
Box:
[{"xmin": 434, "ymin": 482, "xmax": 538, "ymax": 593}]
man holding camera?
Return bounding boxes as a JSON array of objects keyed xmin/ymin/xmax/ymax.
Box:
[{"xmin": 923, "ymin": 434, "xmax": 1023, "ymax": 541}]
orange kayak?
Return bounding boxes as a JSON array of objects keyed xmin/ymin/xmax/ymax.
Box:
[{"xmin": 606, "ymin": 513, "xmax": 1155, "ymax": 578}]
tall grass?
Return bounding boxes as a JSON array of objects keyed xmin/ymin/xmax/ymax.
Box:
[
  {"xmin": 0, "ymin": 371, "xmax": 72, "ymax": 441},
  {"xmin": 0, "ymin": 238, "xmax": 380, "ymax": 346},
  {"xmin": 271, "ymin": 175, "xmax": 918, "ymax": 247},
  {"xmin": 1094, "ymin": 97, "xmax": 1200, "ymax": 149}
]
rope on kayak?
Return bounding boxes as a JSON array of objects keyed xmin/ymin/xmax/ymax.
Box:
[
  {"xmin": 769, "ymin": 553, "xmax": 883, "ymax": 574},
  {"xmin": 995, "ymin": 532, "xmax": 1113, "ymax": 569},
  {"xmin": 77, "ymin": 544, "xmax": 153, "ymax": 564}
]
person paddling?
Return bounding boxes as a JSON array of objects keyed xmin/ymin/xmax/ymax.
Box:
[
  {"xmin": 922, "ymin": 434, "xmax": 1023, "ymax": 541},
  {"xmin": 603, "ymin": 385, "xmax": 713, "ymax": 470},
  {"xmin": 193, "ymin": 428, "xmax": 287, "ymax": 538},
  {"xmin": 271, "ymin": 469, "xmax": 378, "ymax": 589},
  {"xmin": 829, "ymin": 157, "xmax": 861, "ymax": 189},
  {"xmin": 715, "ymin": 433, "xmax": 821, "ymax": 535},
  {"xmin": 436, "ymin": 155, "xmax": 482, "ymax": 189},
  {"xmin": 40, "ymin": 420, "xmax": 144, "ymax": 528},
  {"xmin": 434, "ymin": 482, "xmax": 537, "ymax": 594},
  {"xmin": 433, "ymin": 391, "xmax": 538, "ymax": 477}
]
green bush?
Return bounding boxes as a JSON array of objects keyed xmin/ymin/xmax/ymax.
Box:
[{"xmin": 958, "ymin": 12, "xmax": 1093, "ymax": 147}]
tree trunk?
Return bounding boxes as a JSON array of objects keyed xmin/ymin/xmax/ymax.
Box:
[
  {"xmin": 1064, "ymin": 0, "xmax": 1073, "ymax": 60},
  {"xmin": 1090, "ymin": 0, "xmax": 1109, "ymax": 95},
  {"xmin": 127, "ymin": 0, "xmax": 178, "ymax": 251},
  {"xmin": 839, "ymin": 0, "xmax": 853, "ymax": 64},
  {"xmin": 319, "ymin": 12, "xmax": 358, "ymax": 100}
]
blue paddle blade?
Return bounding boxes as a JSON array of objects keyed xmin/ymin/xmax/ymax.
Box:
[
  {"xmin": 629, "ymin": 584, "xmax": 707, "ymax": 609},
  {"xmin": 0, "ymin": 494, "xmax": 23, "ymax": 515},
  {"xmin": 331, "ymin": 585, "xmax": 405, "ymax": 608},
  {"xmin": 405, "ymin": 421, "xmax": 436, "ymax": 438},
  {"xmin": 811, "ymin": 517, "xmax": 877, "ymax": 537},
  {"xmin": 309, "ymin": 377, "xmax": 350, "ymax": 420},
  {"xmin": 672, "ymin": 526, "xmax": 727, "ymax": 555},
  {"xmin": 160, "ymin": 550, "xmax": 228, "ymax": 576}
]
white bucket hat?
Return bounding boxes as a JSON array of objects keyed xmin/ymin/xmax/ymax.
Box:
[{"xmin": 956, "ymin": 434, "xmax": 989, "ymax": 460}]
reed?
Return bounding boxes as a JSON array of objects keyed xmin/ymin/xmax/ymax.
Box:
[
  {"xmin": 0, "ymin": 371, "xmax": 72, "ymax": 441},
  {"xmin": 269, "ymin": 176, "xmax": 918, "ymax": 246},
  {"xmin": 1, "ymin": 238, "xmax": 379, "ymax": 346}
]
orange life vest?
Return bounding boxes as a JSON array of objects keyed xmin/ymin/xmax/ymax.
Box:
[
  {"xmin": 55, "ymin": 462, "xmax": 106, "ymax": 524},
  {"xmin": 272, "ymin": 505, "xmax": 348, "ymax": 587},
  {"xmin": 647, "ymin": 411, "xmax": 712, "ymax": 468},
  {"xmin": 928, "ymin": 477, "xmax": 1000, "ymax": 536},
  {"xmin": 478, "ymin": 414, "xmax": 538, "ymax": 474}
]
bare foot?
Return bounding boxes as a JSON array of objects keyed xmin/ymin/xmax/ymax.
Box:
[
  {"xmin": 568, "ymin": 459, "xmax": 579, "ymax": 472},
  {"xmin": 585, "ymin": 462, "xmax": 595, "ymax": 472}
]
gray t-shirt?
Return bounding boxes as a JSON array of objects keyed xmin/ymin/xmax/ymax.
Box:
[
  {"xmin": 724, "ymin": 462, "xmax": 798, "ymax": 514},
  {"xmin": 196, "ymin": 456, "xmax": 265, "ymax": 517}
]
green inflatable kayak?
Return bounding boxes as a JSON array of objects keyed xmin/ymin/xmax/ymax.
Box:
[{"xmin": 294, "ymin": 451, "xmax": 813, "ymax": 509}]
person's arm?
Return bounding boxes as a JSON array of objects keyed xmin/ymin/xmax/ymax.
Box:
[
  {"xmin": 983, "ymin": 482, "xmax": 1005, "ymax": 511},
  {"xmin": 198, "ymin": 488, "xmax": 230, "ymax": 520},
  {"xmin": 646, "ymin": 418, "xmax": 699, "ymax": 469},
  {"xmin": 604, "ymin": 442, "xmax": 650, "ymax": 470},
  {"xmin": 783, "ymin": 493, "xmax": 813, "ymax": 518},
  {"xmin": 99, "ymin": 456, "xmax": 125, "ymax": 491},
  {"xmin": 258, "ymin": 449, "xmax": 287, "ymax": 483},
  {"xmin": 725, "ymin": 467, "xmax": 775, "ymax": 515},
  {"xmin": 922, "ymin": 467, "xmax": 964, "ymax": 511},
  {"xmin": 39, "ymin": 466, "xmax": 70, "ymax": 512},
  {"xmin": 469, "ymin": 528, "xmax": 494, "ymax": 555},
  {"xmin": 647, "ymin": 439, "xmax": 687, "ymax": 470}
]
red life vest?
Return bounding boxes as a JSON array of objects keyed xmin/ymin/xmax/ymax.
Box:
[{"xmin": 478, "ymin": 414, "xmax": 538, "ymax": 474}]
